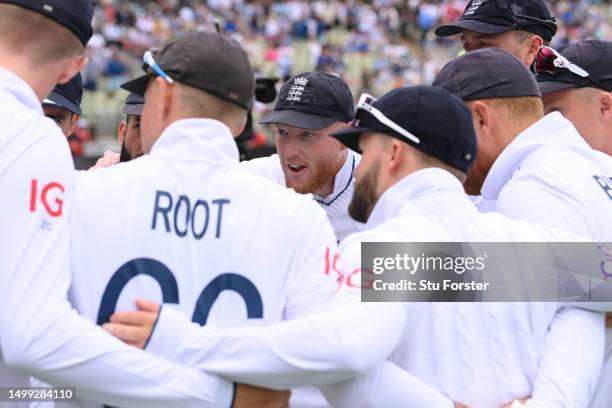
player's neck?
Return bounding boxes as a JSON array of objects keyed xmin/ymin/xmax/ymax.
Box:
[{"xmin": 0, "ymin": 49, "xmax": 58, "ymax": 102}]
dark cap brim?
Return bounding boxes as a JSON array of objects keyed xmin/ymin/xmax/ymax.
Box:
[
  {"xmin": 537, "ymin": 80, "xmax": 579, "ymax": 94},
  {"xmin": 121, "ymin": 74, "xmax": 154, "ymax": 96},
  {"xmin": 260, "ymin": 109, "xmax": 341, "ymax": 130},
  {"xmin": 43, "ymin": 91, "xmax": 81, "ymax": 116},
  {"xmin": 122, "ymin": 104, "xmax": 145, "ymax": 116},
  {"xmin": 329, "ymin": 126, "xmax": 376, "ymax": 152},
  {"xmin": 435, "ymin": 19, "xmax": 514, "ymax": 37}
]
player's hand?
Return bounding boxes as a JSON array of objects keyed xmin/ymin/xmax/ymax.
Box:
[
  {"xmin": 606, "ymin": 313, "xmax": 612, "ymax": 328},
  {"xmin": 455, "ymin": 402, "xmax": 469, "ymax": 408},
  {"xmin": 102, "ymin": 299, "xmax": 160, "ymax": 349},
  {"xmin": 88, "ymin": 150, "xmax": 120, "ymax": 170},
  {"xmin": 500, "ymin": 398, "xmax": 529, "ymax": 408},
  {"xmin": 233, "ymin": 384, "xmax": 290, "ymax": 408}
]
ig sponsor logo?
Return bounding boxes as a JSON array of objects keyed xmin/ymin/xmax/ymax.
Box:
[{"xmin": 30, "ymin": 179, "xmax": 65, "ymax": 217}]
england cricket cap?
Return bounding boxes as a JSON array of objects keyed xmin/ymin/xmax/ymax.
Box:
[
  {"xmin": 260, "ymin": 72, "xmax": 355, "ymax": 130},
  {"xmin": 0, "ymin": 0, "xmax": 94, "ymax": 46},
  {"xmin": 43, "ymin": 73, "xmax": 83, "ymax": 116},
  {"xmin": 121, "ymin": 31, "xmax": 255, "ymax": 110},
  {"xmin": 331, "ymin": 86, "xmax": 477, "ymax": 173},
  {"xmin": 435, "ymin": 0, "xmax": 557, "ymax": 42},
  {"xmin": 433, "ymin": 48, "xmax": 541, "ymax": 101},
  {"xmin": 537, "ymin": 40, "xmax": 612, "ymax": 94},
  {"xmin": 122, "ymin": 92, "xmax": 145, "ymax": 116}
]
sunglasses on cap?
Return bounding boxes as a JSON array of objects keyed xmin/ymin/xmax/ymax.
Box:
[
  {"xmin": 534, "ymin": 46, "xmax": 606, "ymax": 90},
  {"xmin": 355, "ymin": 93, "xmax": 421, "ymax": 145},
  {"xmin": 143, "ymin": 50, "xmax": 174, "ymax": 84}
]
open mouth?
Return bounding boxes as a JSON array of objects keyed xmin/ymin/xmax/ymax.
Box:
[{"xmin": 287, "ymin": 164, "xmax": 307, "ymax": 174}]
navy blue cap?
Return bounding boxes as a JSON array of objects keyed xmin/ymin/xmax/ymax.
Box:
[
  {"xmin": 433, "ymin": 48, "xmax": 541, "ymax": 101},
  {"xmin": 260, "ymin": 72, "xmax": 355, "ymax": 130},
  {"xmin": 43, "ymin": 73, "xmax": 83, "ymax": 116},
  {"xmin": 435, "ymin": 0, "xmax": 557, "ymax": 42},
  {"xmin": 122, "ymin": 92, "xmax": 145, "ymax": 116},
  {"xmin": 537, "ymin": 40, "xmax": 612, "ymax": 94},
  {"xmin": 0, "ymin": 0, "xmax": 94, "ymax": 46},
  {"xmin": 331, "ymin": 86, "xmax": 477, "ymax": 173}
]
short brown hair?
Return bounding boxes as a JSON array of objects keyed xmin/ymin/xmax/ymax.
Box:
[
  {"xmin": 177, "ymin": 82, "xmax": 248, "ymax": 133},
  {"xmin": 0, "ymin": 4, "xmax": 83, "ymax": 65}
]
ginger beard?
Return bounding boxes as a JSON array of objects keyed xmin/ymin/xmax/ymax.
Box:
[{"xmin": 282, "ymin": 154, "xmax": 341, "ymax": 195}]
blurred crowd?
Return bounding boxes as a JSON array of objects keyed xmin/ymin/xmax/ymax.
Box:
[{"xmin": 76, "ymin": 0, "xmax": 611, "ymax": 156}]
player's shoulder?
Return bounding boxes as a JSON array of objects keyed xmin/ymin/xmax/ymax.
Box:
[
  {"xmin": 74, "ymin": 155, "xmax": 154, "ymax": 200},
  {"xmin": 229, "ymin": 165, "xmax": 328, "ymax": 222},
  {"xmin": 239, "ymin": 154, "xmax": 284, "ymax": 184}
]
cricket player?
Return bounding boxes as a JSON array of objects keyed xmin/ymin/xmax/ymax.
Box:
[
  {"xmin": 67, "ymin": 30, "xmax": 401, "ymax": 407},
  {"xmin": 0, "ymin": 0, "xmax": 276, "ymax": 406},
  {"xmin": 43, "ymin": 74, "xmax": 82, "ymax": 137},
  {"xmin": 435, "ymin": 0, "xmax": 557, "ymax": 66},
  {"xmin": 118, "ymin": 92, "xmax": 145, "ymax": 162},
  {"xmin": 534, "ymin": 39, "xmax": 612, "ymax": 408},
  {"xmin": 89, "ymin": 92, "xmax": 144, "ymax": 170},
  {"xmin": 106, "ymin": 86, "xmax": 605, "ymax": 407},
  {"xmin": 536, "ymin": 40, "xmax": 612, "ymax": 157},
  {"xmin": 242, "ymin": 72, "xmax": 364, "ymax": 241},
  {"xmin": 434, "ymin": 47, "xmax": 612, "ymax": 405}
]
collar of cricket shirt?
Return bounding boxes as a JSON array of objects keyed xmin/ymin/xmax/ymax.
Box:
[
  {"xmin": 0, "ymin": 66, "xmax": 43, "ymax": 114},
  {"xmin": 314, "ymin": 149, "xmax": 360, "ymax": 206},
  {"xmin": 366, "ymin": 167, "xmax": 466, "ymax": 229},
  {"xmin": 480, "ymin": 112, "xmax": 579, "ymax": 201},
  {"xmin": 150, "ymin": 118, "xmax": 240, "ymax": 167}
]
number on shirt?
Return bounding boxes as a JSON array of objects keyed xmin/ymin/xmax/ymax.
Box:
[{"xmin": 97, "ymin": 258, "xmax": 263, "ymax": 326}]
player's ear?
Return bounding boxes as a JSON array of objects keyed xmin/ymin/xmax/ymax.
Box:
[
  {"xmin": 600, "ymin": 91, "xmax": 612, "ymax": 121},
  {"xmin": 118, "ymin": 120, "xmax": 127, "ymax": 145},
  {"xmin": 58, "ymin": 56, "xmax": 88, "ymax": 85},
  {"xmin": 469, "ymin": 101, "xmax": 492, "ymax": 138},
  {"xmin": 157, "ymin": 77, "xmax": 174, "ymax": 122},
  {"xmin": 525, "ymin": 35, "xmax": 543, "ymax": 66},
  {"xmin": 68, "ymin": 114, "xmax": 79, "ymax": 136}
]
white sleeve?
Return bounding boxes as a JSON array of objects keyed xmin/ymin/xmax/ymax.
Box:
[
  {"xmin": 531, "ymin": 307, "xmax": 605, "ymax": 407},
  {"xmin": 0, "ymin": 135, "xmax": 232, "ymax": 408},
  {"xmin": 283, "ymin": 206, "xmax": 341, "ymax": 319},
  {"xmin": 146, "ymin": 232, "xmax": 407, "ymax": 389},
  {"xmin": 321, "ymin": 362, "xmax": 454, "ymax": 408}
]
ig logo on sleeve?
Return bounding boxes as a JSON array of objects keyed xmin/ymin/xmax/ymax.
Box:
[{"xmin": 29, "ymin": 179, "xmax": 65, "ymax": 217}]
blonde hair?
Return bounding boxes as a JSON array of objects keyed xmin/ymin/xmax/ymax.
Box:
[
  {"xmin": 0, "ymin": 4, "xmax": 83, "ymax": 65},
  {"xmin": 486, "ymin": 96, "xmax": 544, "ymax": 121}
]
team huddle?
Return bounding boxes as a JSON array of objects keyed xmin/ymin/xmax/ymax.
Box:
[{"xmin": 1, "ymin": 0, "xmax": 612, "ymax": 407}]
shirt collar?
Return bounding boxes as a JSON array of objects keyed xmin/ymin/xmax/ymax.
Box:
[
  {"xmin": 481, "ymin": 112, "xmax": 578, "ymax": 200},
  {"xmin": 0, "ymin": 67, "xmax": 43, "ymax": 114},
  {"xmin": 367, "ymin": 167, "xmax": 466, "ymax": 229},
  {"xmin": 315, "ymin": 149, "xmax": 359, "ymax": 204},
  {"xmin": 150, "ymin": 118, "xmax": 240, "ymax": 166}
]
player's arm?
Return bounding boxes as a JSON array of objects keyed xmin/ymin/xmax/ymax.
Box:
[
  {"xmin": 119, "ymin": 210, "xmax": 407, "ymax": 389},
  {"xmin": 529, "ymin": 307, "xmax": 605, "ymax": 407},
  {"xmin": 0, "ymin": 135, "xmax": 233, "ymax": 408},
  {"xmin": 320, "ymin": 361, "xmax": 456, "ymax": 408}
]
